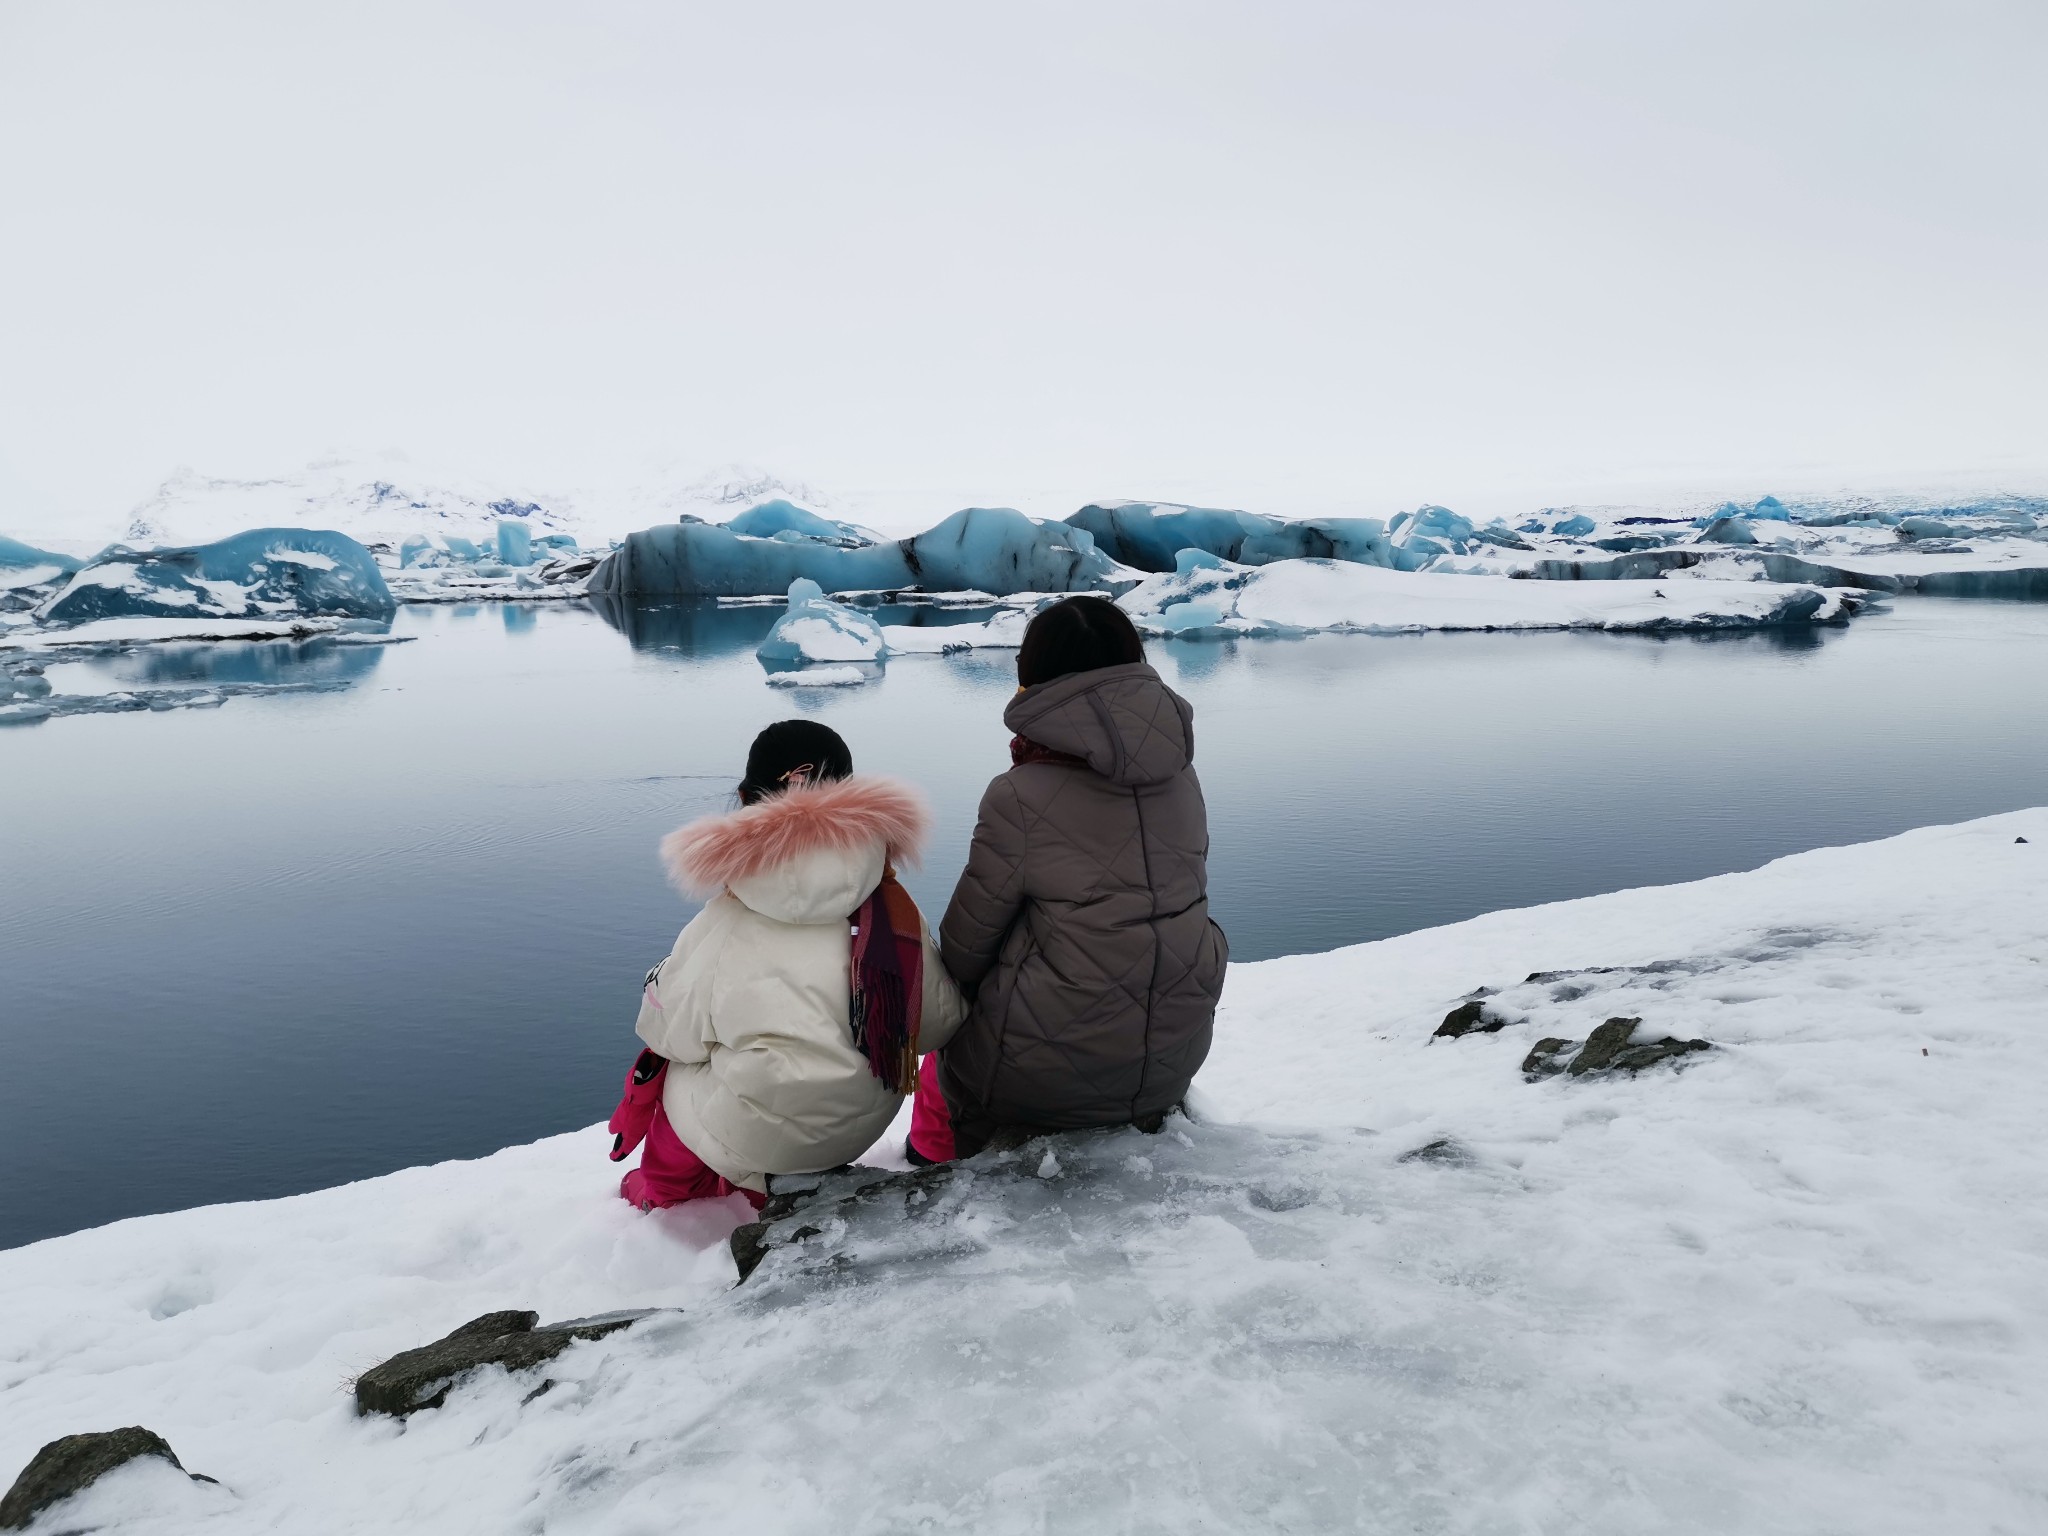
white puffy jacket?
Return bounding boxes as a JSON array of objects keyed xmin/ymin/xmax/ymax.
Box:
[{"xmin": 636, "ymin": 775, "xmax": 965, "ymax": 1190}]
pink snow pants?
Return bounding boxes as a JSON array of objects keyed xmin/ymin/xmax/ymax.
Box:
[
  {"xmin": 905, "ymin": 1052, "xmax": 956, "ymax": 1163},
  {"xmin": 608, "ymin": 1050, "xmax": 767, "ymax": 1211}
]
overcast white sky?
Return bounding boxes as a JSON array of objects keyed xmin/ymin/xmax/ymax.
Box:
[{"xmin": 2, "ymin": 1, "xmax": 2044, "ymax": 529}]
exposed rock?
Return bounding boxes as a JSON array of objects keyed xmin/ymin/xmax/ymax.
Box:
[
  {"xmin": 353, "ymin": 1308, "xmax": 647, "ymax": 1417},
  {"xmin": 1, "ymin": 1427, "xmax": 211, "ymax": 1530},
  {"xmin": 1435, "ymin": 999, "xmax": 1510, "ymax": 1038},
  {"xmin": 1567, "ymin": 1017, "xmax": 1647, "ymax": 1075},
  {"xmin": 1398, "ymin": 1137, "xmax": 1476, "ymax": 1167},
  {"xmin": 1521, "ymin": 1038, "xmax": 1576, "ymax": 1080}
]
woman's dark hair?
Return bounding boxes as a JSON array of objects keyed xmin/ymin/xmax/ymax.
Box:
[
  {"xmin": 739, "ymin": 719, "xmax": 853, "ymax": 804},
  {"xmin": 1015, "ymin": 596, "xmax": 1146, "ymax": 689}
]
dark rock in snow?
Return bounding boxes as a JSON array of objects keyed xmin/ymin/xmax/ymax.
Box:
[
  {"xmin": 1568, "ymin": 1017, "xmax": 1648, "ymax": 1075},
  {"xmin": 1435, "ymin": 999, "xmax": 1511, "ymax": 1038},
  {"xmin": 353, "ymin": 1309, "xmax": 646, "ymax": 1417},
  {"xmin": 1398, "ymin": 1137, "xmax": 1475, "ymax": 1167},
  {"xmin": 732, "ymin": 1163, "xmax": 961, "ymax": 1282},
  {"xmin": 1563, "ymin": 1017, "xmax": 1713, "ymax": 1077},
  {"xmin": 1521, "ymin": 1038, "xmax": 1576, "ymax": 1079},
  {"xmin": 1, "ymin": 1427, "xmax": 212, "ymax": 1530}
]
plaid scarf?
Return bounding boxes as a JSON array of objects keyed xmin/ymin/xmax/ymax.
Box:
[{"xmin": 849, "ymin": 864, "xmax": 924, "ymax": 1094}]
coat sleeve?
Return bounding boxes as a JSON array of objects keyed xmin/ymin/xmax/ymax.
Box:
[
  {"xmin": 917, "ymin": 915, "xmax": 968, "ymax": 1053},
  {"xmin": 939, "ymin": 774, "xmax": 1028, "ymax": 1000}
]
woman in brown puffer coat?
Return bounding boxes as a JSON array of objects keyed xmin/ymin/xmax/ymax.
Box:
[{"xmin": 907, "ymin": 596, "xmax": 1229, "ymax": 1161}]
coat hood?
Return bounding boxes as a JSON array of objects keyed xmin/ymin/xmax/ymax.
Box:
[
  {"xmin": 1004, "ymin": 662, "xmax": 1195, "ymax": 787},
  {"xmin": 661, "ymin": 775, "xmax": 930, "ymax": 926}
]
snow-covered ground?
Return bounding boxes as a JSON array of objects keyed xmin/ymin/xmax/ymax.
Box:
[{"xmin": 4, "ymin": 810, "xmax": 2043, "ymax": 1532}]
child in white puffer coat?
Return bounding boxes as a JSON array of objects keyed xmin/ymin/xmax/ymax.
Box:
[{"xmin": 606, "ymin": 720, "xmax": 965, "ymax": 1209}]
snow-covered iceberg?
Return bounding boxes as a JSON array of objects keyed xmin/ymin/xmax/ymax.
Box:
[
  {"xmin": 37, "ymin": 528, "xmax": 395, "ymax": 625},
  {"xmin": 593, "ymin": 505, "xmax": 1123, "ymax": 600},
  {"xmin": 1119, "ymin": 554, "xmax": 1868, "ymax": 636},
  {"xmin": 755, "ymin": 579, "xmax": 887, "ymax": 669}
]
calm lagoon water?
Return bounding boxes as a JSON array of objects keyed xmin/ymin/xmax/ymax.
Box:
[{"xmin": 4, "ymin": 596, "xmax": 2046, "ymax": 1247}]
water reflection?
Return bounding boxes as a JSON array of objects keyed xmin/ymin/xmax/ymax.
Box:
[
  {"xmin": 89, "ymin": 635, "xmax": 392, "ymax": 690},
  {"xmin": 586, "ymin": 594, "xmax": 1006, "ymax": 658}
]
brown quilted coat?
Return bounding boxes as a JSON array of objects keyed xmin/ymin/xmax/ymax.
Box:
[{"xmin": 937, "ymin": 662, "xmax": 1228, "ymax": 1135}]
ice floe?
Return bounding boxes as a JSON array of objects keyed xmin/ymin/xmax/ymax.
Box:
[
  {"xmin": 755, "ymin": 579, "xmax": 887, "ymax": 667},
  {"xmin": 1118, "ymin": 555, "xmax": 1870, "ymax": 636}
]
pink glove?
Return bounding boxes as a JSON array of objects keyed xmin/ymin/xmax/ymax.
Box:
[{"xmin": 608, "ymin": 1048, "xmax": 668, "ymax": 1162}]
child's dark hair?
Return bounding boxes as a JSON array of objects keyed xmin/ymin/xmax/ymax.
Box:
[
  {"xmin": 1016, "ymin": 596, "xmax": 1146, "ymax": 689},
  {"xmin": 739, "ymin": 719, "xmax": 854, "ymax": 804}
]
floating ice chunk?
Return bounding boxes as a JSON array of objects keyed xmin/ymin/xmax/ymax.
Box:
[
  {"xmin": 39, "ymin": 528, "xmax": 395, "ymax": 625},
  {"xmin": 1549, "ymin": 514, "xmax": 1598, "ymax": 538},
  {"xmin": 1120, "ymin": 557, "xmax": 1865, "ymax": 635},
  {"xmin": 756, "ymin": 579, "xmax": 887, "ymax": 668},
  {"xmin": 880, "ymin": 608, "xmax": 1031, "ymax": 654},
  {"xmin": 496, "ymin": 521, "xmax": 534, "ymax": 566},
  {"xmin": 765, "ymin": 664, "xmax": 868, "ymax": 687}
]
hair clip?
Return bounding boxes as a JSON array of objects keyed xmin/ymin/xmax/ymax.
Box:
[{"xmin": 778, "ymin": 763, "xmax": 815, "ymax": 786}]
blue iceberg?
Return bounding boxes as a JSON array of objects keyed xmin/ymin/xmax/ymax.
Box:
[
  {"xmin": 904, "ymin": 508, "xmax": 1120, "ymax": 595},
  {"xmin": 496, "ymin": 521, "xmax": 535, "ymax": 566},
  {"xmin": 1, "ymin": 535, "xmax": 81, "ymax": 579},
  {"xmin": 592, "ymin": 506, "xmax": 1120, "ymax": 599},
  {"xmin": 755, "ymin": 579, "xmax": 887, "ymax": 669},
  {"xmin": 39, "ymin": 527, "xmax": 395, "ymax": 624},
  {"xmin": 591, "ymin": 520, "xmax": 913, "ymax": 599},
  {"xmin": 724, "ymin": 499, "xmax": 874, "ymax": 546},
  {"xmin": 1068, "ymin": 502, "xmax": 1448, "ymax": 574}
]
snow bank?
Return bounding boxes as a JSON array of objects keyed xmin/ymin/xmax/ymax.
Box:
[
  {"xmin": 1119, "ymin": 555, "xmax": 1865, "ymax": 635},
  {"xmin": 4, "ymin": 811, "xmax": 2045, "ymax": 1531}
]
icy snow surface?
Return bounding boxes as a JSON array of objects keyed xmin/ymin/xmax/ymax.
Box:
[
  {"xmin": 1118, "ymin": 557, "xmax": 1865, "ymax": 636},
  {"xmin": 2, "ymin": 812, "xmax": 2044, "ymax": 1531}
]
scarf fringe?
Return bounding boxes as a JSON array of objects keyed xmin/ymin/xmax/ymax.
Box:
[{"xmin": 849, "ymin": 867, "xmax": 925, "ymax": 1096}]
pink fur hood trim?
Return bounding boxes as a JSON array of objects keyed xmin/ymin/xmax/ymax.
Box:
[{"xmin": 661, "ymin": 775, "xmax": 931, "ymax": 896}]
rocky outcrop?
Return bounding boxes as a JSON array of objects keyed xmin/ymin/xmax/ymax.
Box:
[
  {"xmin": 1434, "ymin": 998, "xmax": 1512, "ymax": 1037},
  {"xmin": 1, "ymin": 1427, "xmax": 212, "ymax": 1530},
  {"xmin": 1521, "ymin": 1017, "xmax": 1712, "ymax": 1081},
  {"xmin": 353, "ymin": 1309, "xmax": 648, "ymax": 1418}
]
